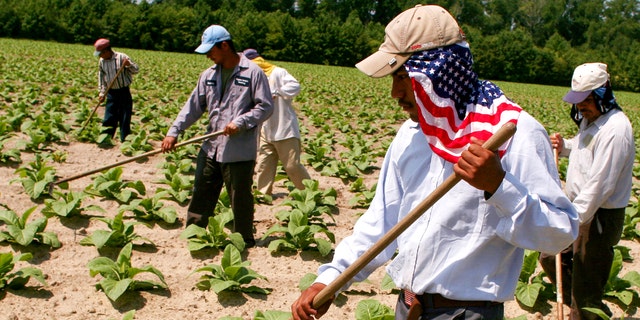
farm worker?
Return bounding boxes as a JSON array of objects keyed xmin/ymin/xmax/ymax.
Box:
[
  {"xmin": 160, "ymin": 25, "xmax": 273, "ymax": 248},
  {"xmin": 291, "ymin": 5, "xmax": 579, "ymax": 320},
  {"xmin": 538, "ymin": 63, "xmax": 634, "ymax": 320},
  {"xmin": 93, "ymin": 38, "xmax": 139, "ymax": 143},
  {"xmin": 243, "ymin": 48, "xmax": 311, "ymax": 196}
]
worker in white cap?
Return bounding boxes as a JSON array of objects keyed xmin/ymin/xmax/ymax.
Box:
[{"xmin": 540, "ymin": 62, "xmax": 634, "ymax": 320}]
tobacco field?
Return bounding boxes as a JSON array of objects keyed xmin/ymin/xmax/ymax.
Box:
[{"xmin": 0, "ymin": 38, "xmax": 639, "ymax": 320}]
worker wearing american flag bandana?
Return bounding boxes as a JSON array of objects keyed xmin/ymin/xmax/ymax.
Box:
[{"xmin": 292, "ymin": 5, "xmax": 579, "ymax": 320}]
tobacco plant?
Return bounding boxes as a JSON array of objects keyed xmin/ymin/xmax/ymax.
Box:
[
  {"xmin": 84, "ymin": 167, "xmax": 146, "ymax": 204},
  {"xmin": 11, "ymin": 154, "xmax": 58, "ymax": 200},
  {"xmin": 191, "ymin": 245, "xmax": 270, "ymax": 294},
  {"xmin": 0, "ymin": 251, "xmax": 46, "ymax": 291},
  {"xmin": 348, "ymin": 178, "xmax": 377, "ymax": 209},
  {"xmin": 355, "ymin": 299, "xmax": 395, "ymax": 320},
  {"xmin": 80, "ymin": 211, "xmax": 154, "ymax": 249},
  {"xmin": 276, "ymin": 179, "xmax": 337, "ymax": 227},
  {"xmin": 180, "ymin": 211, "xmax": 245, "ymax": 252},
  {"xmin": 253, "ymin": 310, "xmax": 291, "ymax": 320},
  {"xmin": 18, "ymin": 112, "xmax": 69, "ymax": 151},
  {"xmin": 514, "ymin": 250, "xmax": 554, "ymax": 308},
  {"xmin": 42, "ymin": 190, "xmax": 105, "ymax": 218},
  {"xmin": 602, "ymin": 248, "xmax": 640, "ymax": 310},
  {"xmin": 262, "ymin": 210, "xmax": 335, "ymax": 257},
  {"xmin": 622, "ymin": 201, "xmax": 640, "ymax": 240},
  {"xmin": 88, "ymin": 243, "xmax": 167, "ymax": 301},
  {"xmin": 118, "ymin": 192, "xmax": 178, "ymax": 224},
  {"xmin": 0, "ymin": 205, "xmax": 61, "ymax": 248},
  {"xmin": 120, "ymin": 130, "xmax": 154, "ymax": 156},
  {"xmin": 155, "ymin": 163, "xmax": 193, "ymax": 205},
  {"xmin": 0, "ymin": 135, "xmax": 21, "ymax": 164},
  {"xmin": 301, "ymin": 136, "xmax": 333, "ymax": 172}
]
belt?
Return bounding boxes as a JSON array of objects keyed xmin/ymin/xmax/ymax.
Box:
[{"xmin": 403, "ymin": 289, "xmax": 501, "ymax": 309}]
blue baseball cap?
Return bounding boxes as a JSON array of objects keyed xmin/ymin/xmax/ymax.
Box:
[{"xmin": 195, "ymin": 25, "xmax": 231, "ymax": 54}]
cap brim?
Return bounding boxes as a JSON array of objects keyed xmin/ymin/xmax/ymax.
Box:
[
  {"xmin": 563, "ymin": 90, "xmax": 591, "ymax": 104},
  {"xmin": 93, "ymin": 50, "xmax": 101, "ymax": 57},
  {"xmin": 195, "ymin": 43, "xmax": 214, "ymax": 54},
  {"xmin": 355, "ymin": 50, "xmax": 411, "ymax": 78}
]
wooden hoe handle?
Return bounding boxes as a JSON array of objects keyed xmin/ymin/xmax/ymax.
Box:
[
  {"xmin": 312, "ymin": 122, "xmax": 517, "ymax": 308},
  {"xmin": 51, "ymin": 131, "xmax": 224, "ymax": 187}
]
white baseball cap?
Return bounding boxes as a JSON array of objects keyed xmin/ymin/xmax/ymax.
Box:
[
  {"xmin": 563, "ymin": 62, "xmax": 609, "ymax": 104},
  {"xmin": 355, "ymin": 5, "xmax": 466, "ymax": 78}
]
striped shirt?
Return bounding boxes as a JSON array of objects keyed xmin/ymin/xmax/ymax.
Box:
[{"xmin": 98, "ymin": 51, "xmax": 139, "ymax": 96}]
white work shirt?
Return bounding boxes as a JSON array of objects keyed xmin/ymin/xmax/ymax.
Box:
[
  {"xmin": 261, "ymin": 67, "xmax": 302, "ymax": 142},
  {"xmin": 561, "ymin": 108, "xmax": 635, "ymax": 224},
  {"xmin": 315, "ymin": 112, "xmax": 578, "ymax": 302}
]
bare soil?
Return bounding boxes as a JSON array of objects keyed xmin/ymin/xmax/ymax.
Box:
[{"xmin": 0, "ymin": 137, "xmax": 638, "ymax": 320}]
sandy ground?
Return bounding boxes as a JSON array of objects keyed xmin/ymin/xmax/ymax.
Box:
[{"xmin": 0, "ymin": 138, "xmax": 638, "ymax": 320}]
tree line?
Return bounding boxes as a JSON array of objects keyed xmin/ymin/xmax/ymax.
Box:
[{"xmin": 1, "ymin": 0, "xmax": 639, "ymax": 91}]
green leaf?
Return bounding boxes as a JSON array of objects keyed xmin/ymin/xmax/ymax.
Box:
[
  {"xmin": 622, "ymin": 270, "xmax": 640, "ymax": 288},
  {"xmin": 380, "ymin": 273, "xmax": 397, "ymax": 291},
  {"xmin": 253, "ymin": 310, "xmax": 291, "ymax": 320},
  {"xmin": 38, "ymin": 231, "xmax": 61, "ymax": 248},
  {"xmin": 0, "ymin": 209, "xmax": 19, "ymax": 226},
  {"xmin": 7, "ymin": 224, "xmax": 38, "ymax": 246},
  {"xmin": 221, "ymin": 245, "xmax": 242, "ymax": 269},
  {"xmin": 519, "ymin": 250, "xmax": 539, "ymax": 282},
  {"xmin": 9, "ymin": 267, "xmax": 47, "ymax": 288},
  {"xmin": 211, "ymin": 279, "xmax": 237, "ymax": 293},
  {"xmin": 242, "ymin": 285, "xmax": 271, "ymax": 295},
  {"xmin": 180, "ymin": 224, "xmax": 207, "ymax": 239},
  {"xmin": 100, "ymin": 278, "xmax": 134, "ymax": 301},
  {"xmin": 187, "ymin": 241, "xmax": 214, "ymax": 252},
  {"xmin": 581, "ymin": 307, "xmax": 610, "ymax": 320},
  {"xmin": 86, "ymin": 230, "xmax": 114, "ymax": 249},
  {"xmin": 355, "ymin": 299, "xmax": 395, "ymax": 320},
  {"xmin": 88, "ymin": 257, "xmax": 119, "ymax": 278},
  {"xmin": 315, "ymin": 238, "xmax": 333, "ymax": 257},
  {"xmin": 606, "ymin": 290, "xmax": 634, "ymax": 305},
  {"xmin": 298, "ymin": 273, "xmax": 317, "ymax": 291},
  {"xmin": 514, "ymin": 281, "xmax": 543, "ymax": 308}
]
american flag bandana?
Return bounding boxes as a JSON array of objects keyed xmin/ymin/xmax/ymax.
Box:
[{"xmin": 405, "ymin": 42, "xmax": 522, "ymax": 163}]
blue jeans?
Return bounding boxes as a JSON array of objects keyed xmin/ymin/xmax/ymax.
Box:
[{"xmin": 103, "ymin": 86, "xmax": 132, "ymax": 142}]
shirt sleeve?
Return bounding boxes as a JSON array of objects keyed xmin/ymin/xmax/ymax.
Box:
[
  {"xmin": 98, "ymin": 60, "xmax": 106, "ymax": 97},
  {"xmin": 488, "ymin": 115, "xmax": 579, "ymax": 254},
  {"xmin": 166, "ymin": 72, "xmax": 208, "ymax": 137},
  {"xmin": 123, "ymin": 53, "xmax": 140, "ymax": 75},
  {"xmin": 274, "ymin": 68, "xmax": 301, "ymax": 99}
]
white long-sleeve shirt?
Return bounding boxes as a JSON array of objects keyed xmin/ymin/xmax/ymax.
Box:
[
  {"xmin": 315, "ymin": 112, "xmax": 578, "ymax": 302},
  {"xmin": 561, "ymin": 108, "xmax": 635, "ymax": 224},
  {"xmin": 261, "ymin": 66, "xmax": 302, "ymax": 142}
]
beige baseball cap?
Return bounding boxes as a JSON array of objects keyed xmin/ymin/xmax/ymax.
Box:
[
  {"xmin": 563, "ymin": 62, "xmax": 609, "ymax": 104},
  {"xmin": 355, "ymin": 5, "xmax": 466, "ymax": 78}
]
